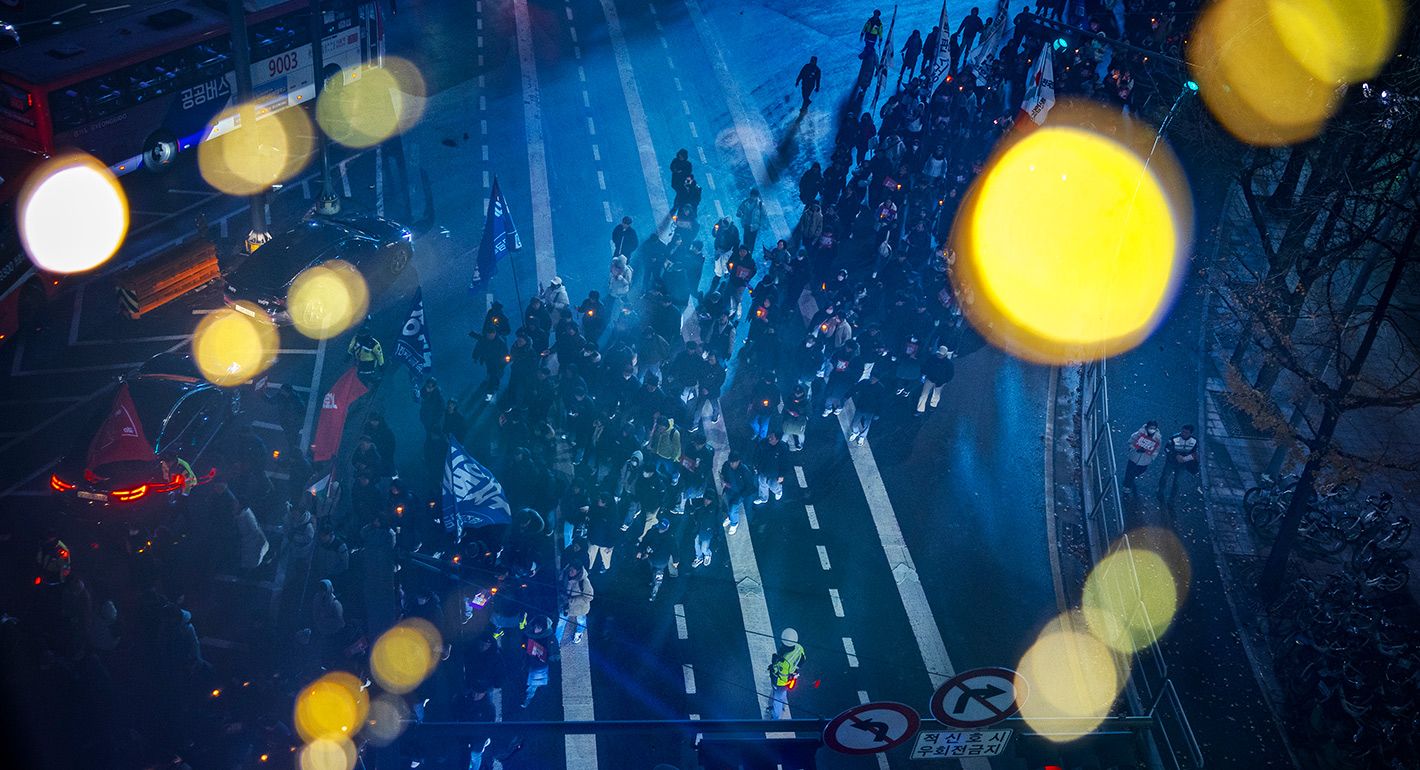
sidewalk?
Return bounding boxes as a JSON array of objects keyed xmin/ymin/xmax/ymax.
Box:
[{"xmin": 1048, "ymin": 138, "xmax": 1298, "ymax": 766}]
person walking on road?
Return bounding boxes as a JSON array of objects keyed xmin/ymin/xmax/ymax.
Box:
[
  {"xmin": 1123, "ymin": 420, "xmax": 1163, "ymax": 492},
  {"xmin": 798, "ymin": 162, "xmax": 823, "ymax": 206},
  {"xmin": 795, "ymin": 56, "xmax": 822, "ymax": 111},
  {"xmin": 899, "ymin": 29, "xmax": 923, "ymax": 84},
  {"xmin": 765, "ymin": 627, "xmax": 805, "ymax": 719},
  {"xmin": 955, "ymin": 7, "xmax": 985, "ymax": 69},
  {"xmin": 847, "ymin": 369, "xmax": 888, "ymax": 445},
  {"xmin": 519, "ymin": 616, "xmax": 554, "ymax": 709},
  {"xmin": 921, "ymin": 26, "xmax": 941, "ymax": 77},
  {"xmin": 720, "ymin": 451, "xmax": 756, "ymax": 535},
  {"xmin": 608, "ymin": 254, "xmax": 634, "ymax": 316},
  {"xmin": 611, "ymin": 216, "xmax": 639, "ymax": 259},
  {"xmin": 753, "ymin": 431, "xmax": 789, "ymax": 505},
  {"xmin": 554, "ymin": 565, "xmax": 593, "ymax": 644},
  {"xmin": 670, "ymin": 148, "xmax": 693, "ymax": 197},
  {"xmin": 472, "ymin": 328, "xmax": 509, "ymax": 401},
  {"xmin": 1157, "ymin": 425, "xmax": 1200, "ymax": 501},
  {"xmin": 689, "ymin": 492, "xmax": 720, "ymax": 567},
  {"xmin": 860, "ymin": 9, "xmax": 885, "ymax": 49},
  {"xmin": 916, "ymin": 346, "xmax": 955, "ymax": 415},
  {"xmin": 737, "ymin": 189, "xmax": 768, "ymax": 251}
]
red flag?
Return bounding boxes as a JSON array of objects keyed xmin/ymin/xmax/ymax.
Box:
[
  {"xmin": 311, "ymin": 366, "xmax": 368, "ymax": 462},
  {"xmin": 86, "ymin": 383, "xmax": 157, "ymax": 469}
]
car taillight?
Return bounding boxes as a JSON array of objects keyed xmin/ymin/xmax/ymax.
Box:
[
  {"xmin": 111, "ymin": 485, "xmax": 148, "ymax": 502},
  {"xmin": 50, "ymin": 474, "xmax": 75, "ymax": 492},
  {"xmin": 150, "ymin": 477, "xmax": 184, "ymax": 494}
]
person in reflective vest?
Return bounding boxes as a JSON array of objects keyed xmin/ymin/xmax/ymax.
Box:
[
  {"xmin": 348, "ymin": 326, "xmax": 385, "ymax": 383},
  {"xmin": 765, "ymin": 627, "xmax": 806, "ymax": 719}
]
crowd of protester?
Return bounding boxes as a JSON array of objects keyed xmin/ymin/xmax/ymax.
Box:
[{"xmin": 0, "ymin": 3, "xmax": 1196, "ymax": 767}]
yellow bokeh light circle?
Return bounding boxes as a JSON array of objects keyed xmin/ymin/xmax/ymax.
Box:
[
  {"xmin": 370, "ymin": 618, "xmax": 442, "ymax": 695},
  {"xmin": 299, "ymin": 737, "xmax": 356, "ymax": 770},
  {"xmin": 1189, "ymin": 0, "xmax": 1343, "ymax": 145},
  {"xmin": 365, "ymin": 694, "xmax": 411, "ymax": 746},
  {"xmin": 1267, "ymin": 0, "xmax": 1402, "ymax": 83},
  {"xmin": 294, "ymin": 672, "xmax": 368, "ymax": 743},
  {"xmin": 199, "ymin": 101, "xmax": 314, "ymax": 195},
  {"xmin": 1015, "ymin": 612, "xmax": 1130, "ymax": 740},
  {"xmin": 317, "ymin": 58, "xmax": 427, "ymax": 148},
  {"xmin": 950, "ymin": 108, "xmax": 1188, "ymax": 364},
  {"xmin": 287, "ymin": 259, "xmax": 370, "ymax": 340},
  {"xmin": 191, "ymin": 304, "xmax": 278, "ymax": 387},
  {"xmin": 1081, "ymin": 527, "xmax": 1190, "ymax": 654},
  {"xmin": 18, "ymin": 153, "xmax": 129, "ymax": 274}
]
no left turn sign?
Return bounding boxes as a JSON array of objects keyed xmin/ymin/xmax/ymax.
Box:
[{"xmin": 928, "ymin": 667, "xmax": 1028, "ymax": 729}]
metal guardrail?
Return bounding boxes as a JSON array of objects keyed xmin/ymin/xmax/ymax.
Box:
[{"xmin": 1079, "ymin": 359, "xmax": 1204, "ymax": 769}]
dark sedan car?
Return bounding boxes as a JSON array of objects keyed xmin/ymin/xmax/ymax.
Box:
[
  {"xmin": 222, "ymin": 215, "xmax": 414, "ymax": 323},
  {"xmin": 50, "ymin": 354, "xmax": 234, "ymax": 508}
]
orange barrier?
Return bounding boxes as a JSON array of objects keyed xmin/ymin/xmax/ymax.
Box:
[{"xmin": 115, "ymin": 240, "xmax": 220, "ymax": 319}]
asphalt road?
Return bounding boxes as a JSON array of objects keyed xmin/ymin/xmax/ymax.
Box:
[{"xmin": 0, "ymin": 1, "xmax": 1251, "ymax": 769}]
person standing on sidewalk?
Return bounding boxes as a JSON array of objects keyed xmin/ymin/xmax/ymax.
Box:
[
  {"xmin": 1157, "ymin": 425, "xmax": 1200, "ymax": 501},
  {"xmin": 1123, "ymin": 420, "xmax": 1163, "ymax": 492},
  {"xmin": 795, "ymin": 56, "xmax": 822, "ymax": 111}
]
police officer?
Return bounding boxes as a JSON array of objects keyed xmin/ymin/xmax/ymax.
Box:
[
  {"xmin": 348, "ymin": 323, "xmax": 385, "ymax": 384},
  {"xmin": 766, "ymin": 627, "xmax": 805, "ymax": 719}
]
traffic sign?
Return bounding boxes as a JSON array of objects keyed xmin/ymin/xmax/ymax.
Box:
[
  {"xmin": 823, "ymin": 701, "xmax": 921, "ymax": 755},
  {"xmin": 928, "ymin": 667, "xmax": 1027, "ymax": 728}
]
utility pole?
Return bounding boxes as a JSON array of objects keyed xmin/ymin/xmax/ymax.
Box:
[
  {"xmin": 308, "ymin": 0, "xmax": 340, "ymax": 216},
  {"xmin": 226, "ymin": 0, "xmax": 270, "ymax": 252}
]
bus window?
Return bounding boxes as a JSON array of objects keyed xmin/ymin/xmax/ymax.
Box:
[
  {"xmin": 83, "ymin": 78, "xmax": 126, "ymax": 119},
  {"xmin": 49, "ymin": 89, "xmax": 85, "ymax": 132}
]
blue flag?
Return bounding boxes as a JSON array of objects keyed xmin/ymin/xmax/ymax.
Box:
[
  {"xmin": 442, "ymin": 437, "xmax": 512, "ymax": 533},
  {"xmin": 473, "ymin": 176, "xmax": 522, "ymax": 286},
  {"xmin": 394, "ymin": 289, "xmax": 433, "ymax": 378}
]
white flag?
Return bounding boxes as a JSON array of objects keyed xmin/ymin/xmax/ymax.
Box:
[{"xmin": 1020, "ymin": 44, "xmax": 1056, "ymax": 126}]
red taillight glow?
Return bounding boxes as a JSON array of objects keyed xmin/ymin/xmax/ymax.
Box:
[
  {"xmin": 111, "ymin": 484, "xmax": 148, "ymax": 502},
  {"xmin": 150, "ymin": 477, "xmax": 184, "ymax": 494},
  {"xmin": 50, "ymin": 474, "xmax": 75, "ymax": 492}
]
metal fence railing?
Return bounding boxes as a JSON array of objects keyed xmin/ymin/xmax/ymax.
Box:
[{"xmin": 1079, "ymin": 359, "xmax": 1204, "ymax": 769}]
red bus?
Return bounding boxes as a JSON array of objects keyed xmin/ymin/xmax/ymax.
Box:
[
  {"xmin": 0, "ymin": 0, "xmax": 380, "ymax": 175},
  {"xmin": 0, "ymin": 0, "xmax": 382, "ymax": 340}
]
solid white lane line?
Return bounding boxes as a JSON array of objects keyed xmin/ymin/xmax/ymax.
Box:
[
  {"xmin": 817, "ymin": 545, "xmax": 831, "ymax": 570},
  {"xmin": 794, "ymin": 466, "xmax": 807, "ymax": 488},
  {"xmin": 836, "ymin": 406, "xmax": 989, "ymax": 767},
  {"xmin": 843, "ymin": 637, "xmax": 859, "ymax": 667},
  {"xmin": 674, "ymin": 604, "xmax": 688, "ymax": 640},
  {"xmin": 681, "ymin": 0, "xmax": 791, "ymax": 234},
  {"xmin": 829, "ymin": 588, "xmax": 844, "ymax": 617},
  {"xmin": 512, "ymin": 0, "xmax": 557, "ymax": 286},
  {"xmin": 597, "ymin": 0, "xmax": 672, "ymax": 218},
  {"xmin": 683, "ymin": 664, "xmax": 697, "ymax": 694},
  {"xmin": 561, "ymin": 628, "xmax": 598, "ymax": 769},
  {"xmin": 300, "ymin": 339, "xmax": 328, "ymax": 461},
  {"xmin": 707, "ymin": 413, "xmax": 778, "ymax": 719},
  {"xmin": 804, "ymin": 504, "xmax": 819, "ymax": 530}
]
